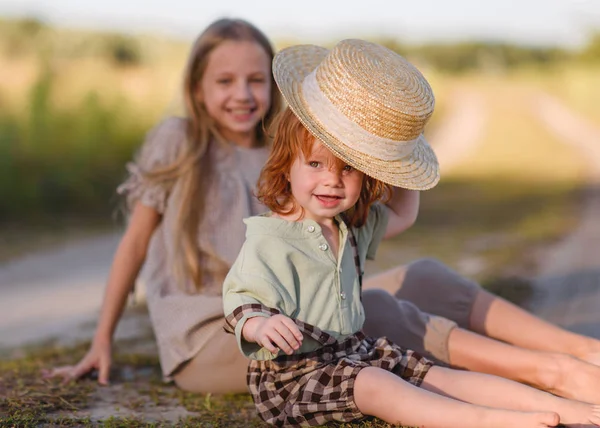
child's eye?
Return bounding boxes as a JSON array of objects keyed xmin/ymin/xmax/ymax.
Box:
[
  {"xmin": 250, "ymin": 77, "xmax": 266, "ymax": 83},
  {"xmin": 343, "ymin": 165, "xmax": 354, "ymax": 172},
  {"xmin": 309, "ymin": 161, "xmax": 320, "ymax": 168},
  {"xmin": 217, "ymin": 78, "xmax": 232, "ymax": 85}
]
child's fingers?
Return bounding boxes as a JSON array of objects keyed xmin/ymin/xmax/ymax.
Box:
[
  {"xmin": 280, "ymin": 317, "xmax": 304, "ymax": 342},
  {"xmin": 270, "ymin": 334, "xmax": 295, "ymax": 355},
  {"xmin": 258, "ymin": 334, "xmax": 281, "ymax": 354},
  {"xmin": 273, "ymin": 324, "xmax": 301, "ymax": 351}
]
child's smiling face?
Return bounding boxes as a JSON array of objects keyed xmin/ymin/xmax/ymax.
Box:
[
  {"xmin": 287, "ymin": 140, "xmax": 364, "ymax": 225},
  {"xmin": 197, "ymin": 40, "xmax": 271, "ymax": 147}
]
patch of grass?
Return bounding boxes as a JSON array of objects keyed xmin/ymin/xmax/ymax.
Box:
[
  {"xmin": 0, "ymin": 343, "xmax": 95, "ymax": 421},
  {"xmin": 0, "ymin": 336, "xmax": 415, "ymax": 427}
]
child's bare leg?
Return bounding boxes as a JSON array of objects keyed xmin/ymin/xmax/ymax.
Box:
[
  {"xmin": 423, "ymin": 366, "xmax": 600, "ymax": 427},
  {"xmin": 471, "ymin": 289, "xmax": 600, "ymax": 365},
  {"xmin": 354, "ymin": 367, "xmax": 559, "ymax": 428},
  {"xmin": 449, "ymin": 327, "xmax": 600, "ymax": 404}
]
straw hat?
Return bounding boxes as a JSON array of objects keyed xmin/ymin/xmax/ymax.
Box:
[{"xmin": 273, "ymin": 39, "xmax": 440, "ymax": 190}]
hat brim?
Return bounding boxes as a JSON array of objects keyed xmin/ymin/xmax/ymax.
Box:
[{"xmin": 273, "ymin": 44, "xmax": 440, "ymax": 190}]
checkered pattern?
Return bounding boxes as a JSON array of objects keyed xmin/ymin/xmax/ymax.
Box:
[{"xmin": 226, "ymin": 303, "xmax": 433, "ymax": 427}]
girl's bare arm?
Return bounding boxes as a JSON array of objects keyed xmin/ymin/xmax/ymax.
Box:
[
  {"xmin": 383, "ymin": 188, "xmax": 420, "ymax": 239},
  {"xmin": 94, "ymin": 202, "xmax": 161, "ymax": 344},
  {"xmin": 44, "ymin": 202, "xmax": 160, "ymax": 384}
]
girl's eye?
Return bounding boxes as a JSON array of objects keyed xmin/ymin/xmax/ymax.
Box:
[
  {"xmin": 309, "ymin": 161, "xmax": 320, "ymax": 168},
  {"xmin": 250, "ymin": 77, "xmax": 266, "ymax": 83},
  {"xmin": 217, "ymin": 78, "xmax": 232, "ymax": 85},
  {"xmin": 343, "ymin": 165, "xmax": 354, "ymax": 172}
]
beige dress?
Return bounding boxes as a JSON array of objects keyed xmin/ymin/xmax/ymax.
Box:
[{"xmin": 118, "ymin": 117, "xmax": 269, "ymax": 377}]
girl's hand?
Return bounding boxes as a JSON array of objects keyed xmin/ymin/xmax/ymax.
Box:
[
  {"xmin": 42, "ymin": 340, "xmax": 112, "ymax": 385},
  {"xmin": 243, "ymin": 315, "xmax": 303, "ymax": 355}
]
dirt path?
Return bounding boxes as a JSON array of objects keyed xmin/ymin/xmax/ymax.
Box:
[
  {"xmin": 527, "ymin": 93, "xmax": 600, "ymax": 338},
  {"xmin": 0, "ymin": 232, "xmax": 124, "ymax": 350},
  {"xmin": 429, "ymin": 89, "xmax": 488, "ymax": 172}
]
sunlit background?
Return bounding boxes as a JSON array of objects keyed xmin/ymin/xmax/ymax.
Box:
[
  {"xmin": 1, "ymin": 0, "xmax": 599, "ymax": 346},
  {"xmin": 1, "ymin": 2, "xmax": 600, "ymax": 425}
]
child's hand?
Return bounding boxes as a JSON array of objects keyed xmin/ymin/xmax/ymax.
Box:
[
  {"xmin": 41, "ymin": 340, "xmax": 112, "ymax": 385},
  {"xmin": 243, "ymin": 315, "xmax": 303, "ymax": 355}
]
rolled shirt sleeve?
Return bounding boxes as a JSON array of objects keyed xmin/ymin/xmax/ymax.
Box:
[{"xmin": 223, "ymin": 245, "xmax": 290, "ymax": 360}]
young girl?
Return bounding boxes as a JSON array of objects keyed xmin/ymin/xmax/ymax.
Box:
[
  {"xmin": 42, "ymin": 18, "xmax": 281, "ymax": 391},
  {"xmin": 222, "ymin": 39, "xmax": 600, "ymax": 427}
]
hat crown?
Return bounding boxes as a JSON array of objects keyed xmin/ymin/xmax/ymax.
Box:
[{"xmin": 314, "ymin": 39, "xmax": 434, "ymax": 141}]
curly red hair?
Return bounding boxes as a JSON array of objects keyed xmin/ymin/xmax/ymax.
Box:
[{"xmin": 256, "ymin": 107, "xmax": 391, "ymax": 227}]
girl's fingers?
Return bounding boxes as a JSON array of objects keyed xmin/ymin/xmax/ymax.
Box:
[
  {"xmin": 98, "ymin": 360, "xmax": 111, "ymax": 385},
  {"xmin": 42, "ymin": 366, "xmax": 73, "ymax": 379},
  {"xmin": 71, "ymin": 361, "xmax": 95, "ymax": 381}
]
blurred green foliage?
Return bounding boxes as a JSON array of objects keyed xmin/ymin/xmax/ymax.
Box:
[
  {"xmin": 0, "ymin": 17, "xmax": 144, "ymax": 64},
  {"xmin": 0, "ymin": 17, "xmax": 598, "ymax": 227},
  {"xmin": 0, "ymin": 67, "xmax": 150, "ymax": 223},
  {"xmin": 377, "ymin": 35, "xmax": 600, "ymax": 73}
]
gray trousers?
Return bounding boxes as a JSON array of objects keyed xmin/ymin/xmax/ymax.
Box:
[{"xmin": 173, "ymin": 258, "xmax": 479, "ymax": 393}]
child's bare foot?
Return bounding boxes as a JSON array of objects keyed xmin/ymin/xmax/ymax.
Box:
[
  {"xmin": 580, "ymin": 351, "xmax": 600, "ymax": 368},
  {"xmin": 573, "ymin": 339, "xmax": 600, "ymax": 368},
  {"xmin": 541, "ymin": 354, "xmax": 600, "ymax": 404},
  {"xmin": 501, "ymin": 411, "xmax": 558, "ymax": 428},
  {"xmin": 558, "ymin": 403, "xmax": 600, "ymax": 427}
]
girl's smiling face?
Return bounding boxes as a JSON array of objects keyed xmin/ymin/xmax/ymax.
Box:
[
  {"xmin": 287, "ymin": 140, "xmax": 364, "ymax": 225},
  {"xmin": 198, "ymin": 40, "xmax": 271, "ymax": 147}
]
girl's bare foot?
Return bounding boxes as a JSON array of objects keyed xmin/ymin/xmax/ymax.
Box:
[{"xmin": 540, "ymin": 354, "xmax": 600, "ymax": 404}]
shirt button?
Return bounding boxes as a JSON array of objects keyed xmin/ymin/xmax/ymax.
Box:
[
  {"xmin": 340, "ymin": 291, "xmax": 346, "ymax": 300},
  {"xmin": 307, "ymin": 225, "xmax": 315, "ymax": 233},
  {"xmin": 318, "ymin": 243, "xmax": 328, "ymax": 251}
]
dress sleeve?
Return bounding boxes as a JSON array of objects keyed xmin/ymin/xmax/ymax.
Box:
[
  {"xmin": 222, "ymin": 240, "xmax": 291, "ymax": 361},
  {"xmin": 117, "ymin": 117, "xmax": 187, "ymax": 214}
]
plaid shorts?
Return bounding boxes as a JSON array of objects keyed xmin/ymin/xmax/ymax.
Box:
[{"xmin": 225, "ymin": 304, "xmax": 433, "ymax": 427}]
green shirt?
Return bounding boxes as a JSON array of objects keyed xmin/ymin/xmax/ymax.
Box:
[{"xmin": 223, "ymin": 204, "xmax": 389, "ymax": 360}]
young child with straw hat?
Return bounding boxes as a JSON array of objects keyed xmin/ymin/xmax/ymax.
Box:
[{"xmin": 222, "ymin": 39, "xmax": 600, "ymax": 427}]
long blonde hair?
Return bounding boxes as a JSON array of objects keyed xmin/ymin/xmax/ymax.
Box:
[{"xmin": 137, "ymin": 18, "xmax": 281, "ymax": 291}]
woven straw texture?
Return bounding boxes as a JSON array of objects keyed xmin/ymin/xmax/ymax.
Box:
[{"xmin": 273, "ymin": 39, "xmax": 440, "ymax": 190}]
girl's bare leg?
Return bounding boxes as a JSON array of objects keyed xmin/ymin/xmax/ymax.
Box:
[
  {"xmin": 367, "ymin": 259, "xmax": 600, "ymax": 365},
  {"xmin": 471, "ymin": 289, "xmax": 600, "ymax": 366},
  {"xmin": 354, "ymin": 367, "xmax": 559, "ymax": 428},
  {"xmin": 422, "ymin": 366, "xmax": 600, "ymax": 427},
  {"xmin": 449, "ymin": 327, "xmax": 600, "ymax": 404},
  {"xmin": 362, "ymin": 287, "xmax": 600, "ymax": 404}
]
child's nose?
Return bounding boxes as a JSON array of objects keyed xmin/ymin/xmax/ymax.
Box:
[
  {"xmin": 324, "ymin": 168, "xmax": 343, "ymax": 186},
  {"xmin": 234, "ymin": 81, "xmax": 252, "ymax": 100}
]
